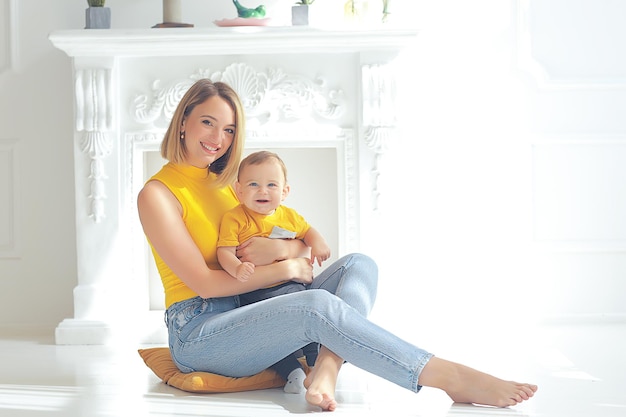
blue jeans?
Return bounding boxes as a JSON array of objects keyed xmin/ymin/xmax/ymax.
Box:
[{"xmin": 165, "ymin": 253, "xmax": 433, "ymax": 393}]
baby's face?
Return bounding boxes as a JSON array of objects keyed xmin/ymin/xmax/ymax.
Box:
[{"xmin": 236, "ymin": 160, "xmax": 289, "ymax": 215}]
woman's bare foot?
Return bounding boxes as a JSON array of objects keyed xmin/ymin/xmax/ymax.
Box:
[
  {"xmin": 303, "ymin": 347, "xmax": 343, "ymax": 411},
  {"xmin": 418, "ymin": 357, "xmax": 538, "ymax": 408}
]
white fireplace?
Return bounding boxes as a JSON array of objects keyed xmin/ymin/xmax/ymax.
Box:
[{"xmin": 48, "ymin": 27, "xmax": 416, "ymax": 345}]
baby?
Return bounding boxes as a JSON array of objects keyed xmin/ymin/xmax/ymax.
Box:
[{"xmin": 217, "ymin": 150, "xmax": 330, "ymax": 393}]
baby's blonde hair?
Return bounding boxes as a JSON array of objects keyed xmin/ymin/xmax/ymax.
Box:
[{"xmin": 238, "ymin": 150, "xmax": 288, "ymax": 182}]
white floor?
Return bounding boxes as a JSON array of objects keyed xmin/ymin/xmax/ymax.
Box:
[{"xmin": 0, "ymin": 323, "xmax": 624, "ymax": 417}]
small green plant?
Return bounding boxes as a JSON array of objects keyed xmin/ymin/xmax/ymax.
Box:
[
  {"xmin": 87, "ymin": 0, "xmax": 105, "ymax": 6},
  {"xmin": 295, "ymin": 0, "xmax": 315, "ymax": 4}
]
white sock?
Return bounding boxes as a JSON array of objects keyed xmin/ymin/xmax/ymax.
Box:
[{"xmin": 283, "ymin": 368, "xmax": 306, "ymax": 394}]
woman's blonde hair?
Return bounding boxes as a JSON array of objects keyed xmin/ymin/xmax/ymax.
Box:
[{"xmin": 160, "ymin": 79, "xmax": 245, "ymax": 188}]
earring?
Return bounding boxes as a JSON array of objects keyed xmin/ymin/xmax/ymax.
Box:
[{"xmin": 180, "ymin": 131, "xmax": 185, "ymax": 141}]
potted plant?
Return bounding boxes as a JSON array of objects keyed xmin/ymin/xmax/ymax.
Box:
[
  {"xmin": 382, "ymin": 0, "xmax": 390, "ymax": 23},
  {"xmin": 292, "ymin": 0, "xmax": 315, "ymax": 26},
  {"xmin": 85, "ymin": 0, "xmax": 111, "ymax": 29}
]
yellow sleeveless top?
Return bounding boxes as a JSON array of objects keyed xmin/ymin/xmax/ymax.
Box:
[{"xmin": 147, "ymin": 163, "xmax": 239, "ymax": 309}]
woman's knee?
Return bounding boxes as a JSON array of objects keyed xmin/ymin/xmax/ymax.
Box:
[
  {"xmin": 297, "ymin": 288, "xmax": 343, "ymax": 311},
  {"xmin": 340, "ymin": 253, "xmax": 378, "ymax": 315},
  {"xmin": 346, "ymin": 252, "xmax": 378, "ymax": 286}
]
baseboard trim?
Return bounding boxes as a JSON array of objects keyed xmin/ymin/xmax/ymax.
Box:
[{"xmin": 539, "ymin": 313, "xmax": 626, "ymax": 325}]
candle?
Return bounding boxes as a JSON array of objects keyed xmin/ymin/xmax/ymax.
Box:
[{"xmin": 163, "ymin": 0, "xmax": 182, "ymax": 23}]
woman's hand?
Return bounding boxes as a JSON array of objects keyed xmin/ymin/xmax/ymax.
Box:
[
  {"xmin": 236, "ymin": 237, "xmax": 307, "ymax": 266},
  {"xmin": 282, "ymin": 258, "xmax": 314, "ymax": 285}
]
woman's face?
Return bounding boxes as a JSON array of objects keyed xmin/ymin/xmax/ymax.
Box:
[{"xmin": 181, "ymin": 95, "xmax": 236, "ymax": 169}]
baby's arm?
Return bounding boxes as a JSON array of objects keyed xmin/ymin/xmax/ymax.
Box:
[
  {"xmin": 303, "ymin": 227, "xmax": 331, "ymax": 266},
  {"xmin": 217, "ymin": 246, "xmax": 255, "ymax": 282}
]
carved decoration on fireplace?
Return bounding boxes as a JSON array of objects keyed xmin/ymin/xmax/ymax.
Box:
[
  {"xmin": 132, "ymin": 63, "xmax": 346, "ymax": 128},
  {"xmin": 362, "ymin": 64, "xmax": 397, "ymax": 211},
  {"xmin": 75, "ymin": 68, "xmax": 113, "ymax": 223}
]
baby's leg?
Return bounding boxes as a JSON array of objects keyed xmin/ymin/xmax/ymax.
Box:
[
  {"xmin": 302, "ymin": 342, "xmax": 319, "ymax": 367},
  {"xmin": 418, "ymin": 357, "xmax": 538, "ymax": 408},
  {"xmin": 284, "ymin": 367, "xmax": 307, "ymax": 394},
  {"xmin": 270, "ymin": 354, "xmax": 306, "ymax": 394}
]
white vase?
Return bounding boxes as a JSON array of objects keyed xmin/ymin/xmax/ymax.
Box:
[{"xmin": 292, "ymin": 5, "xmax": 310, "ymax": 26}]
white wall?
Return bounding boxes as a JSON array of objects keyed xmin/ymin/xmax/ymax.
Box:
[
  {"xmin": 1, "ymin": 0, "xmax": 625, "ymax": 336},
  {"xmin": 372, "ymin": 0, "xmax": 626, "ymax": 339}
]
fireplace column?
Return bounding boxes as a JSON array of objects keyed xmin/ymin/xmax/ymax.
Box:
[{"xmin": 55, "ymin": 56, "xmax": 143, "ymax": 344}]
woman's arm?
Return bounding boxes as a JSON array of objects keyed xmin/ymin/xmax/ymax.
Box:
[
  {"xmin": 137, "ymin": 180, "xmax": 313, "ymax": 298},
  {"xmin": 236, "ymin": 236, "xmax": 310, "ymax": 266}
]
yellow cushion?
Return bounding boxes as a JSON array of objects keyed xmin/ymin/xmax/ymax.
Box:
[{"xmin": 138, "ymin": 347, "xmax": 308, "ymax": 393}]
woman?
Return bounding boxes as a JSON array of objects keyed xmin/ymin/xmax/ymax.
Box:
[{"xmin": 137, "ymin": 79, "xmax": 537, "ymax": 411}]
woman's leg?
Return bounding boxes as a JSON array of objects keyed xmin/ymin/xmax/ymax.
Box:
[
  {"xmin": 304, "ymin": 253, "xmax": 378, "ymax": 408},
  {"xmin": 303, "ymin": 346, "xmax": 342, "ymax": 411},
  {"xmin": 169, "ymin": 266, "xmax": 537, "ymax": 411},
  {"xmin": 304, "ymin": 253, "xmax": 537, "ymax": 410},
  {"xmin": 171, "ymin": 290, "xmax": 430, "ymax": 392}
]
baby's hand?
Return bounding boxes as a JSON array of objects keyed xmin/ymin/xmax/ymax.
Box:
[
  {"xmin": 235, "ymin": 262, "xmax": 255, "ymax": 282},
  {"xmin": 310, "ymin": 245, "xmax": 331, "ymax": 267}
]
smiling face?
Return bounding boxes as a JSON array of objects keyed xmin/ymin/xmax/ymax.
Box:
[
  {"xmin": 180, "ymin": 95, "xmax": 236, "ymax": 169},
  {"xmin": 235, "ymin": 157, "xmax": 290, "ymax": 215}
]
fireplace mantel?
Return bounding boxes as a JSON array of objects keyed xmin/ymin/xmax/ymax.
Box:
[
  {"xmin": 49, "ymin": 27, "xmax": 416, "ymax": 57},
  {"xmin": 50, "ymin": 27, "xmax": 416, "ymax": 345}
]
